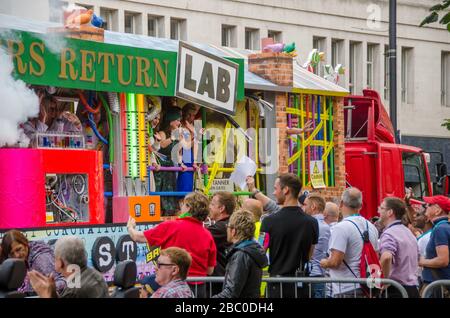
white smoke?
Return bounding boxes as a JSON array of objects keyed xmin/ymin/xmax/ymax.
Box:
[
  {"xmin": 35, "ymin": 32, "xmax": 67, "ymax": 55},
  {"xmin": 35, "ymin": 0, "xmax": 71, "ymax": 54},
  {"xmin": 0, "ymin": 47, "xmax": 39, "ymax": 147}
]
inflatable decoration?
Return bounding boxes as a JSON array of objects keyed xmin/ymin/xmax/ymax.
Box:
[
  {"xmin": 324, "ymin": 64, "xmax": 345, "ymax": 84},
  {"xmin": 262, "ymin": 42, "xmax": 297, "ymax": 57},
  {"xmin": 263, "ymin": 43, "xmax": 285, "ymax": 53},
  {"xmin": 63, "ymin": 5, "xmax": 103, "ymax": 29},
  {"xmin": 303, "ymin": 49, "xmax": 325, "ymax": 73}
]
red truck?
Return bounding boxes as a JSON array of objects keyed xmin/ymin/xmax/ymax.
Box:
[{"xmin": 344, "ymin": 89, "xmax": 449, "ymax": 219}]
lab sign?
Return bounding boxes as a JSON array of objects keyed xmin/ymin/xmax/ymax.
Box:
[{"xmin": 177, "ymin": 41, "xmax": 238, "ymax": 116}]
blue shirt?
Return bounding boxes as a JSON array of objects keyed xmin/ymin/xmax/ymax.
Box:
[
  {"xmin": 309, "ymin": 214, "xmax": 331, "ymax": 277},
  {"xmin": 422, "ymin": 217, "xmax": 450, "ymax": 283}
]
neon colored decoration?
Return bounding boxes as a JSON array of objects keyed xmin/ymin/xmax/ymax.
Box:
[
  {"xmin": 287, "ymin": 93, "xmax": 335, "ymax": 187},
  {"xmin": 126, "ymin": 93, "xmax": 139, "ymax": 178},
  {"xmin": 136, "ymin": 94, "xmax": 147, "ymax": 181},
  {"xmin": 120, "ymin": 93, "xmax": 128, "ymax": 179}
]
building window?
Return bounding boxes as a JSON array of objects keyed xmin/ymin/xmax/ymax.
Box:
[
  {"xmin": 367, "ymin": 44, "xmax": 379, "ymax": 90},
  {"xmin": 125, "ymin": 12, "xmax": 142, "ymax": 34},
  {"xmin": 148, "ymin": 15, "xmax": 164, "ymax": 37},
  {"xmin": 221, "ymin": 25, "xmax": 236, "ymax": 47},
  {"xmin": 49, "ymin": 0, "xmax": 68, "ymax": 23},
  {"xmin": 170, "ymin": 18, "xmax": 186, "ymax": 40},
  {"xmin": 349, "ymin": 42, "xmax": 362, "ymax": 95},
  {"xmin": 331, "ymin": 39, "xmax": 344, "ymax": 85},
  {"xmin": 401, "ymin": 47, "xmax": 414, "ymax": 104},
  {"xmin": 384, "ymin": 45, "xmax": 390, "ymax": 100},
  {"xmin": 268, "ymin": 30, "xmax": 282, "ymax": 43},
  {"xmin": 245, "ymin": 28, "xmax": 260, "ymax": 50},
  {"xmin": 313, "ymin": 36, "xmax": 326, "ymax": 77},
  {"xmin": 100, "ymin": 8, "xmax": 118, "ymax": 31},
  {"xmin": 442, "ymin": 52, "xmax": 450, "ymax": 107}
]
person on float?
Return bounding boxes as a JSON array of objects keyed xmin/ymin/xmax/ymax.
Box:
[
  {"xmin": 154, "ymin": 98, "xmax": 184, "ymax": 216},
  {"xmin": 176, "ymin": 103, "xmax": 200, "ymax": 193},
  {"xmin": 23, "ymin": 91, "xmax": 81, "ymax": 147},
  {"xmin": 145, "ymin": 96, "xmax": 162, "ymax": 192}
]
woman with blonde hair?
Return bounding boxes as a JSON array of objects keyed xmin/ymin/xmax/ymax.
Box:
[{"xmin": 212, "ymin": 209, "xmax": 268, "ymax": 298}]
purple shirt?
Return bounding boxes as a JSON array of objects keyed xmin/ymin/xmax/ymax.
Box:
[
  {"xmin": 379, "ymin": 221, "xmax": 419, "ymax": 286},
  {"xmin": 19, "ymin": 241, "xmax": 66, "ymax": 294}
]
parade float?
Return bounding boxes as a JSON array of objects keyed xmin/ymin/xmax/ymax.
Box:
[{"xmin": 0, "ymin": 8, "xmax": 350, "ymax": 281}]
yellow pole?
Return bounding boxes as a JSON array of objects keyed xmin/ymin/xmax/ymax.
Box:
[{"xmin": 205, "ymin": 122, "xmax": 231, "ymax": 194}]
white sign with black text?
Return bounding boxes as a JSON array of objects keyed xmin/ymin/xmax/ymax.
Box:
[{"xmin": 177, "ymin": 41, "xmax": 238, "ymax": 116}]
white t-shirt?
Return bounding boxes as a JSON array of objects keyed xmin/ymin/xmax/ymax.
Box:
[
  {"xmin": 417, "ymin": 231, "xmax": 431, "ymax": 257},
  {"xmin": 328, "ymin": 216, "xmax": 379, "ymax": 296},
  {"xmin": 417, "ymin": 231, "xmax": 431, "ymax": 280}
]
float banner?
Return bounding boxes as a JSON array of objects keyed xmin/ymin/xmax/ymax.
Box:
[
  {"xmin": 177, "ymin": 41, "xmax": 239, "ymax": 116},
  {"xmin": 0, "ymin": 30, "xmax": 177, "ymax": 96},
  {"xmin": 0, "ymin": 224, "xmax": 159, "ymax": 283}
]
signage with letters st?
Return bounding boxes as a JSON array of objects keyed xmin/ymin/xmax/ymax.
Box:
[{"xmin": 176, "ymin": 41, "xmax": 238, "ymax": 116}]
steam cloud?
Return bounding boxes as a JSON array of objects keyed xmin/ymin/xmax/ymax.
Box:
[{"xmin": 0, "ymin": 47, "xmax": 39, "ymax": 147}]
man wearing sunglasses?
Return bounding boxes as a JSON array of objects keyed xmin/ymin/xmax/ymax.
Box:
[
  {"xmin": 419, "ymin": 195, "xmax": 450, "ymax": 296},
  {"xmin": 151, "ymin": 247, "xmax": 194, "ymax": 298}
]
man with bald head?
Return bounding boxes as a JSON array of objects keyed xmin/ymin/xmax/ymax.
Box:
[
  {"xmin": 242, "ymin": 199, "xmax": 263, "ymax": 221},
  {"xmin": 323, "ymin": 202, "xmax": 340, "ymax": 227},
  {"xmin": 242, "ymin": 199, "xmax": 263, "ymax": 239},
  {"xmin": 320, "ymin": 187, "xmax": 379, "ymax": 298}
]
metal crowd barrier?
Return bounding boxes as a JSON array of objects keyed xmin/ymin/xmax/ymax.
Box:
[
  {"xmin": 422, "ymin": 280, "xmax": 450, "ymax": 298},
  {"xmin": 186, "ymin": 276, "xmax": 409, "ymax": 298}
]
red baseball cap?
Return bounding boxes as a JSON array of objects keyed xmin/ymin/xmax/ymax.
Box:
[{"xmin": 423, "ymin": 195, "xmax": 450, "ymax": 213}]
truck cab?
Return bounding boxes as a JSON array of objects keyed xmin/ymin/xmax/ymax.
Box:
[{"xmin": 344, "ymin": 89, "xmax": 433, "ymax": 219}]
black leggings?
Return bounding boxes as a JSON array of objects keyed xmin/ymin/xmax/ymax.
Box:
[{"xmin": 387, "ymin": 285, "xmax": 419, "ymax": 298}]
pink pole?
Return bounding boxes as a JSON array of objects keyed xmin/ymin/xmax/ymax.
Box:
[
  {"xmin": 311, "ymin": 96, "xmax": 316, "ymax": 161},
  {"xmin": 149, "ymin": 166, "xmax": 195, "ymax": 172},
  {"xmin": 288, "ymin": 96, "xmax": 293, "ymax": 173}
]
